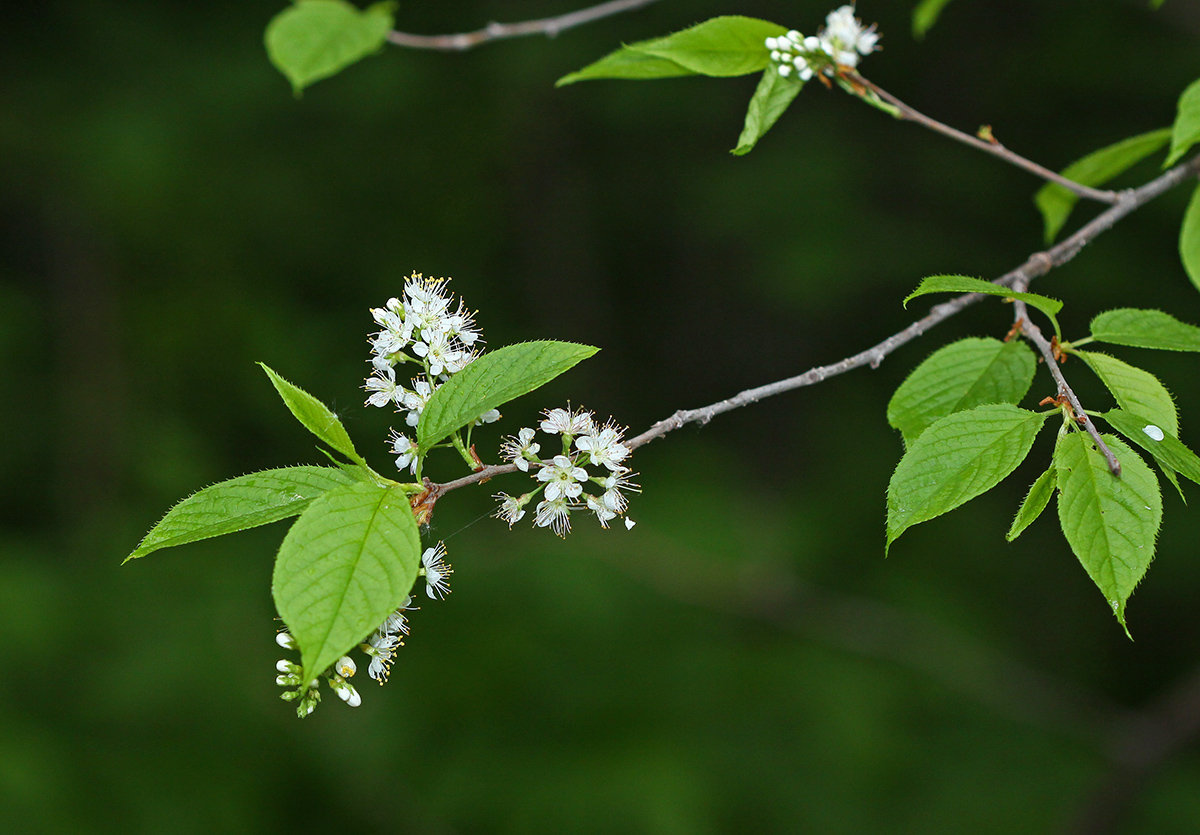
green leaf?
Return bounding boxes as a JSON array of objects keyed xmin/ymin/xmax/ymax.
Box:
[
  {"xmin": 913, "ymin": 0, "xmax": 956, "ymax": 38},
  {"xmin": 1089, "ymin": 308, "xmax": 1200, "ymax": 352},
  {"xmin": 732, "ymin": 66, "xmax": 804, "ymax": 156},
  {"xmin": 555, "ymin": 47, "xmax": 696, "ymax": 86},
  {"xmin": 887, "ymin": 337, "xmax": 1037, "ymax": 446},
  {"xmin": 273, "ymin": 480, "xmax": 421, "ymax": 684},
  {"xmin": 557, "ymin": 16, "xmax": 784, "ymax": 87},
  {"xmin": 1055, "ymin": 432, "xmax": 1161, "ymax": 629},
  {"xmin": 1006, "ymin": 465, "xmax": 1057, "ymax": 542},
  {"xmin": 1074, "ymin": 350, "xmax": 1178, "ymax": 436},
  {"xmin": 903, "ymin": 274, "xmax": 1063, "ymax": 335},
  {"xmin": 1035, "ymin": 129, "xmax": 1170, "ymax": 244},
  {"xmin": 260, "ymin": 363, "xmax": 365, "ymax": 465},
  {"xmin": 417, "ymin": 341, "xmax": 598, "ymax": 453},
  {"xmin": 886, "ymin": 404, "xmax": 1047, "ymax": 552},
  {"xmin": 1180, "ymin": 183, "xmax": 1200, "ymax": 293},
  {"xmin": 265, "ymin": 0, "xmax": 395, "ymax": 95},
  {"xmin": 1102, "ymin": 408, "xmax": 1200, "ymax": 487},
  {"xmin": 125, "ymin": 466, "xmax": 355, "ymax": 561},
  {"xmin": 1165, "ymin": 78, "xmax": 1200, "ymax": 167},
  {"xmin": 630, "ymin": 16, "xmax": 785, "ymax": 77}
]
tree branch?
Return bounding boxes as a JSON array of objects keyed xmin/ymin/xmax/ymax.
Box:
[
  {"xmin": 1010, "ymin": 290, "xmax": 1121, "ymax": 474},
  {"xmin": 386, "ymin": 0, "xmax": 665, "ymax": 52},
  {"xmin": 846, "ymin": 71, "xmax": 1121, "ymax": 204},
  {"xmin": 427, "ymin": 156, "xmax": 1200, "ymax": 499}
]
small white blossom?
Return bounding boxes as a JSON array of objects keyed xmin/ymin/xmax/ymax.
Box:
[
  {"xmin": 536, "ymin": 454, "xmax": 589, "ymax": 501},
  {"xmin": 624, "ymin": 517, "xmax": 636, "ymax": 530},
  {"xmin": 600, "ymin": 470, "xmax": 640, "ymax": 514},
  {"xmin": 765, "ymin": 6, "xmax": 878, "ymax": 79},
  {"xmin": 476, "ymin": 408, "xmax": 501, "ymax": 425},
  {"xmin": 364, "ymin": 365, "xmax": 404, "ymax": 409},
  {"xmin": 401, "ymin": 378, "xmax": 434, "ymax": 427},
  {"xmin": 378, "ymin": 597, "xmax": 415, "ymax": 637},
  {"xmin": 445, "ymin": 300, "xmax": 482, "ymax": 346},
  {"xmin": 413, "ymin": 329, "xmax": 466, "ymax": 377},
  {"xmin": 276, "ymin": 631, "xmax": 297, "ymax": 650},
  {"xmin": 820, "ymin": 5, "xmax": 879, "ymax": 68},
  {"xmin": 586, "ymin": 493, "xmax": 618, "ymax": 528},
  {"xmin": 387, "ymin": 430, "xmax": 419, "ymax": 475},
  {"xmin": 421, "ymin": 542, "xmax": 453, "ymax": 600},
  {"xmin": 575, "ymin": 423, "xmax": 631, "ymax": 471},
  {"xmin": 365, "ymin": 632, "xmax": 402, "ymax": 684},
  {"xmin": 540, "ymin": 407, "xmax": 594, "ymax": 436},
  {"xmin": 370, "ymin": 305, "xmax": 412, "ymax": 358},
  {"xmin": 534, "ymin": 495, "xmax": 572, "ymax": 537},
  {"xmin": 501, "ymin": 427, "xmax": 541, "ymax": 472},
  {"xmin": 334, "ymin": 656, "xmax": 357, "ymax": 678},
  {"xmin": 493, "ymin": 492, "xmax": 529, "ymax": 527},
  {"xmin": 329, "ymin": 676, "xmax": 362, "ymax": 708}
]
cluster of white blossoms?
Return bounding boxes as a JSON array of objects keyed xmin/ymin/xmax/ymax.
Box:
[
  {"xmin": 363, "ymin": 272, "xmax": 499, "ymax": 475},
  {"xmin": 494, "ymin": 406, "xmax": 639, "ymax": 537},
  {"xmin": 274, "ymin": 544, "xmax": 452, "ymax": 716},
  {"xmin": 765, "ymin": 5, "xmax": 880, "ymax": 80}
]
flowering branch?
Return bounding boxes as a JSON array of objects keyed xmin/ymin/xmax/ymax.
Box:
[
  {"xmin": 422, "ymin": 154, "xmax": 1200, "ymax": 500},
  {"xmin": 385, "ymin": 0, "xmax": 665, "ymax": 52},
  {"xmin": 845, "ymin": 71, "xmax": 1121, "ymax": 204}
]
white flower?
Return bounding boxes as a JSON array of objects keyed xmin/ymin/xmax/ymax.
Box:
[
  {"xmin": 413, "ymin": 330, "xmax": 466, "ymax": 377},
  {"xmin": 401, "ymin": 378, "xmax": 434, "ymax": 427},
  {"xmin": 493, "ymin": 492, "xmax": 528, "ymax": 527},
  {"xmin": 275, "ymin": 658, "xmax": 302, "ymax": 687},
  {"xmin": 575, "ymin": 423, "xmax": 630, "ymax": 471},
  {"xmin": 820, "ymin": 5, "xmax": 879, "ymax": 68},
  {"xmin": 404, "ymin": 274, "xmax": 454, "ymax": 339},
  {"xmin": 421, "ymin": 542, "xmax": 453, "ymax": 600},
  {"xmin": 765, "ymin": 29, "xmax": 815, "ymax": 81},
  {"xmin": 387, "ymin": 430, "xmax": 419, "ymax": 475},
  {"xmin": 586, "ymin": 493, "xmax": 618, "ymax": 528},
  {"xmin": 334, "ymin": 656, "xmax": 357, "ymax": 678},
  {"xmin": 584, "ymin": 470, "xmax": 639, "ymax": 527},
  {"xmin": 370, "ymin": 305, "xmax": 412, "ymax": 358},
  {"xmin": 445, "ymin": 300, "xmax": 482, "ymax": 346},
  {"xmin": 365, "ymin": 632, "xmax": 403, "ymax": 684},
  {"xmin": 600, "ymin": 470, "xmax": 640, "ymax": 514},
  {"xmin": 536, "ymin": 454, "xmax": 589, "ymax": 500},
  {"xmin": 364, "ymin": 366, "xmax": 404, "ymax": 409},
  {"xmin": 330, "ymin": 676, "xmax": 362, "ymax": 707},
  {"xmin": 276, "ymin": 631, "xmax": 297, "ymax": 650},
  {"xmin": 501, "ymin": 427, "xmax": 540, "ymax": 472},
  {"xmin": 534, "ymin": 496, "xmax": 572, "ymax": 537},
  {"xmin": 624, "ymin": 517, "xmax": 636, "ymax": 530},
  {"xmin": 377, "ymin": 596, "xmax": 415, "ymax": 637},
  {"xmin": 476, "ymin": 408, "xmax": 501, "ymax": 425},
  {"xmin": 540, "ymin": 407, "xmax": 594, "ymax": 436}
]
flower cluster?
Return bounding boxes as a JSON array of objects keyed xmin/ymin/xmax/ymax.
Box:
[
  {"xmin": 494, "ymin": 406, "xmax": 639, "ymax": 537},
  {"xmin": 274, "ymin": 544, "xmax": 452, "ymax": 716},
  {"xmin": 364, "ymin": 272, "xmax": 499, "ymax": 475},
  {"xmin": 765, "ymin": 5, "xmax": 879, "ymax": 79}
]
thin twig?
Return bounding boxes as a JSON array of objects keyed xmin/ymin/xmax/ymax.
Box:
[
  {"xmin": 1010, "ymin": 289, "xmax": 1120, "ymax": 474},
  {"xmin": 386, "ymin": 0, "xmax": 665, "ymax": 52},
  {"xmin": 427, "ymin": 156, "xmax": 1200, "ymax": 499},
  {"xmin": 846, "ymin": 71, "xmax": 1120, "ymax": 204}
]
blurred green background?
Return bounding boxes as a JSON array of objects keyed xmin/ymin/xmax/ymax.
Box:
[{"xmin": 3, "ymin": 1, "xmax": 1200, "ymax": 832}]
